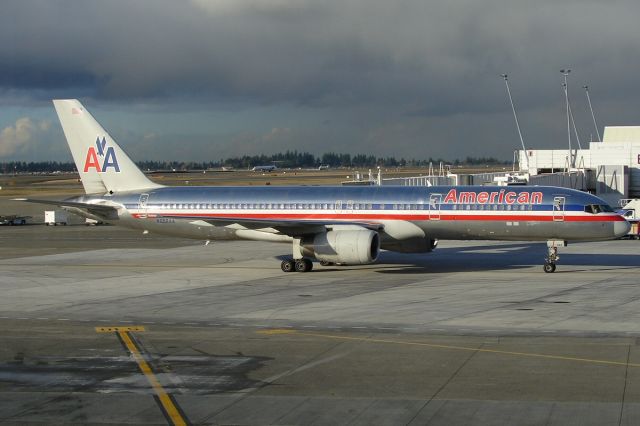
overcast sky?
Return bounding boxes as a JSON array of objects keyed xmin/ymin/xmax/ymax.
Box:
[{"xmin": 2, "ymin": 0, "xmax": 640, "ymax": 162}]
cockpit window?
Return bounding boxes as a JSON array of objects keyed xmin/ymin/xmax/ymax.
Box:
[{"xmin": 584, "ymin": 204, "xmax": 615, "ymax": 214}]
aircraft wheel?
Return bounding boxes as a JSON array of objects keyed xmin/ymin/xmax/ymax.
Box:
[
  {"xmin": 543, "ymin": 263, "xmax": 556, "ymax": 273},
  {"xmin": 319, "ymin": 260, "xmax": 334, "ymax": 266},
  {"xmin": 295, "ymin": 259, "xmax": 312, "ymax": 272},
  {"xmin": 281, "ymin": 260, "xmax": 295, "ymax": 272}
]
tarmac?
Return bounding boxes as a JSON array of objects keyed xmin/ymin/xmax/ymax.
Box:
[{"xmin": 1, "ymin": 205, "xmax": 640, "ymax": 425}]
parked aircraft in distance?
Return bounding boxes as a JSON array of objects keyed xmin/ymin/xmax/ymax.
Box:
[
  {"xmin": 251, "ymin": 165, "xmax": 278, "ymax": 172},
  {"xmin": 16, "ymin": 100, "xmax": 630, "ymax": 273}
]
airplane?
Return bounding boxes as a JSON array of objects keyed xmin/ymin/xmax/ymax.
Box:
[
  {"xmin": 16, "ymin": 99, "xmax": 630, "ymax": 274},
  {"xmin": 251, "ymin": 164, "xmax": 278, "ymax": 172}
]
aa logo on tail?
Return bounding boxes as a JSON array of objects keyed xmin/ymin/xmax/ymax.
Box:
[{"xmin": 84, "ymin": 137, "xmax": 120, "ymax": 173}]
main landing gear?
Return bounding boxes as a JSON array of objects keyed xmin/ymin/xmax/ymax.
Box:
[
  {"xmin": 543, "ymin": 240, "xmax": 566, "ymax": 273},
  {"xmin": 281, "ymin": 258, "xmax": 313, "ymax": 273}
]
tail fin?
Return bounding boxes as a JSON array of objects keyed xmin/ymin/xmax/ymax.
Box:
[{"xmin": 53, "ymin": 99, "xmax": 163, "ymax": 194}]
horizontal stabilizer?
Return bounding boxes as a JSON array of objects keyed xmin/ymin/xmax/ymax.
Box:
[{"xmin": 13, "ymin": 198, "xmax": 119, "ymax": 219}]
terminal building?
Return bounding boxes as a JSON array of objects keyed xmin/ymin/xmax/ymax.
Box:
[
  {"xmin": 518, "ymin": 126, "xmax": 640, "ymax": 206},
  {"xmin": 373, "ymin": 126, "xmax": 639, "ymax": 208}
]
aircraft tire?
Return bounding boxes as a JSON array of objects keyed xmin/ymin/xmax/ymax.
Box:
[
  {"xmin": 281, "ymin": 260, "xmax": 295, "ymax": 272},
  {"xmin": 543, "ymin": 263, "xmax": 556, "ymax": 273},
  {"xmin": 294, "ymin": 259, "xmax": 312, "ymax": 272}
]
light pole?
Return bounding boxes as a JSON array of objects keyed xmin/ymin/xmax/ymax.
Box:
[
  {"xmin": 501, "ymin": 74, "xmax": 529, "ymax": 170},
  {"xmin": 560, "ymin": 69, "xmax": 574, "ymax": 167},
  {"xmin": 583, "ymin": 85, "xmax": 601, "ymax": 141}
]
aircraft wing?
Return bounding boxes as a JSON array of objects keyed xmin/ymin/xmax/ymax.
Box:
[{"xmin": 157, "ymin": 213, "xmax": 384, "ymax": 236}]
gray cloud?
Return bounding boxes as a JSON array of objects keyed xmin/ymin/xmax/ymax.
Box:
[{"xmin": 2, "ymin": 0, "xmax": 640, "ymax": 160}]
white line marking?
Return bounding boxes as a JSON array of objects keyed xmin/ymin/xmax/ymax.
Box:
[
  {"xmin": 36, "ymin": 317, "xmax": 49, "ymax": 320},
  {"xmin": 56, "ymin": 318, "xmax": 70, "ymax": 321}
]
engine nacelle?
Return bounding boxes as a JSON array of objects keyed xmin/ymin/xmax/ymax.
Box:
[{"xmin": 300, "ymin": 230, "xmax": 380, "ymax": 264}]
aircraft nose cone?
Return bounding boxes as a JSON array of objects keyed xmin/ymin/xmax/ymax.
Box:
[{"xmin": 614, "ymin": 218, "xmax": 631, "ymax": 238}]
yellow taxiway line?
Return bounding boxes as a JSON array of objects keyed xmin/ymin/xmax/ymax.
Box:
[{"xmin": 96, "ymin": 326, "xmax": 188, "ymax": 426}]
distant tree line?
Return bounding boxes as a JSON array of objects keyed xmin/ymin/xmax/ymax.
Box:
[
  {"xmin": 1, "ymin": 153, "xmax": 508, "ymax": 173},
  {"xmin": 0, "ymin": 161, "xmax": 78, "ymax": 174}
]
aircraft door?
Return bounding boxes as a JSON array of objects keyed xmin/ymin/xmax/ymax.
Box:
[
  {"xmin": 138, "ymin": 193, "xmax": 149, "ymax": 218},
  {"xmin": 429, "ymin": 194, "xmax": 442, "ymax": 220},
  {"xmin": 553, "ymin": 196, "xmax": 565, "ymax": 222}
]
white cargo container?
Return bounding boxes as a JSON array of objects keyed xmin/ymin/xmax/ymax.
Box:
[{"xmin": 44, "ymin": 210, "xmax": 68, "ymax": 226}]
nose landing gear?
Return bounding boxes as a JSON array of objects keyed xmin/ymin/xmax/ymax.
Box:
[{"xmin": 543, "ymin": 240, "xmax": 566, "ymax": 273}]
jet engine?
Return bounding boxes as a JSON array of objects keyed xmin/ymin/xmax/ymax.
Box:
[{"xmin": 300, "ymin": 230, "xmax": 380, "ymax": 264}]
